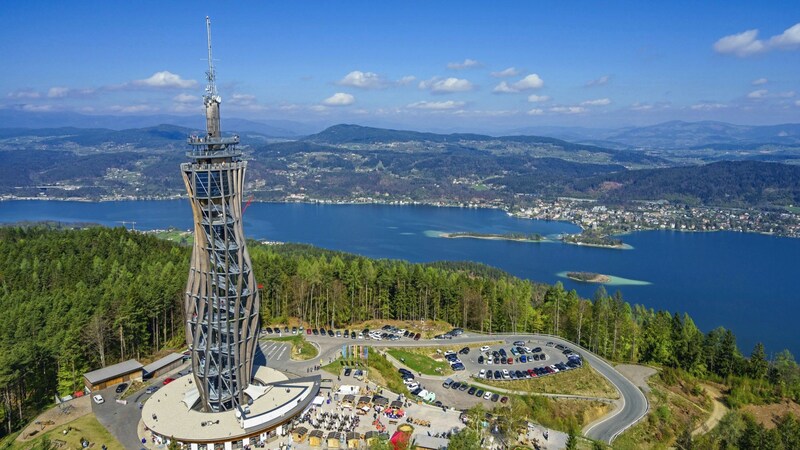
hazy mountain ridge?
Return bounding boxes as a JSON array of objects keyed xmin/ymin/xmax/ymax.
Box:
[{"xmin": 304, "ymin": 124, "xmax": 667, "ymax": 166}]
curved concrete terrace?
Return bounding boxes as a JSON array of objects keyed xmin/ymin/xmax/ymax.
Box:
[{"xmin": 142, "ymin": 366, "xmax": 320, "ymax": 444}]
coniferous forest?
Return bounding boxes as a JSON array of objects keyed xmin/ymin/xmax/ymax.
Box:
[{"xmin": 0, "ymin": 225, "xmax": 797, "ymax": 439}]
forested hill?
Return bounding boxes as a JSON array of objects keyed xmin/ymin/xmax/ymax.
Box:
[
  {"xmin": 0, "ymin": 225, "xmax": 798, "ymax": 437},
  {"xmin": 574, "ymin": 161, "xmax": 800, "ymax": 207},
  {"xmin": 303, "ymin": 124, "xmax": 667, "ymax": 166}
]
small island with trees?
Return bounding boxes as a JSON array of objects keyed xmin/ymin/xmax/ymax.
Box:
[
  {"xmin": 440, "ymin": 231, "xmax": 545, "ymax": 242},
  {"xmin": 560, "ymin": 232, "xmax": 627, "ymax": 249},
  {"xmin": 566, "ymin": 271, "xmax": 611, "ymax": 283}
]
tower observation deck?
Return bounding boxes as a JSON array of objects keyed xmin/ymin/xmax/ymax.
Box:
[{"xmin": 181, "ymin": 16, "xmax": 260, "ymax": 412}]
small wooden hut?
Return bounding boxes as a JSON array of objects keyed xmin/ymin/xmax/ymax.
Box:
[
  {"xmin": 346, "ymin": 431, "xmax": 361, "ymax": 449},
  {"xmin": 308, "ymin": 429, "xmax": 324, "ymax": 447},
  {"xmin": 292, "ymin": 426, "xmax": 308, "ymax": 443},
  {"xmin": 327, "ymin": 431, "xmax": 343, "ymax": 448}
]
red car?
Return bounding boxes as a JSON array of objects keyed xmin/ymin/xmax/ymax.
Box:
[
  {"xmin": 163, "ymin": 377, "xmax": 175, "ymax": 385},
  {"xmin": 306, "ymin": 328, "xmax": 312, "ymax": 335}
]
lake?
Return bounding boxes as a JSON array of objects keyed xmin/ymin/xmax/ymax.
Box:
[{"xmin": 1, "ymin": 199, "xmax": 796, "ymax": 357}]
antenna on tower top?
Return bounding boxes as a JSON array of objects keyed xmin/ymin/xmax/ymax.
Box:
[{"xmin": 205, "ymin": 16, "xmax": 218, "ymax": 101}]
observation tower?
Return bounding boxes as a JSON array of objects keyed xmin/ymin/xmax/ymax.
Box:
[{"xmin": 181, "ymin": 16, "xmax": 260, "ymax": 413}]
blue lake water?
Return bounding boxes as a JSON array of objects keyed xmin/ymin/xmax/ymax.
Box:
[{"xmin": 1, "ymin": 199, "xmax": 797, "ymax": 356}]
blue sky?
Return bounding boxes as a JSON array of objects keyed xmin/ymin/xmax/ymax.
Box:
[{"xmin": 2, "ymin": 1, "xmax": 799, "ymax": 132}]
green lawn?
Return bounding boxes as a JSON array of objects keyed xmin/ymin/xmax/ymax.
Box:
[
  {"xmin": 9, "ymin": 414, "xmax": 124, "ymax": 450},
  {"xmin": 263, "ymin": 335, "xmax": 318, "ymax": 360},
  {"xmin": 323, "ymin": 350, "xmax": 410, "ymax": 396},
  {"xmin": 387, "ymin": 349, "xmax": 453, "ymax": 376}
]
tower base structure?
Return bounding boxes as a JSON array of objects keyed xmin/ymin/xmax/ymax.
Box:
[{"xmin": 142, "ymin": 367, "xmax": 320, "ymax": 448}]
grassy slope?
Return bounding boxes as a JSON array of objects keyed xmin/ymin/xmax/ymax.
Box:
[
  {"xmin": 478, "ymin": 362, "xmax": 619, "ymax": 399},
  {"xmin": 8, "ymin": 414, "xmax": 123, "ymax": 450}
]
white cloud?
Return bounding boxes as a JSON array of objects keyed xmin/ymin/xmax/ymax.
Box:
[
  {"xmin": 630, "ymin": 102, "xmax": 653, "ymax": 111},
  {"xmin": 322, "ymin": 92, "xmax": 355, "ymax": 106},
  {"xmin": 419, "ymin": 77, "xmax": 474, "ymax": 93},
  {"xmin": 690, "ymin": 102, "xmax": 728, "ymax": 111},
  {"xmin": 310, "ymin": 105, "xmax": 328, "ymax": 112},
  {"xmin": 493, "ymin": 74, "xmax": 544, "ymax": 93},
  {"xmin": 173, "ymin": 93, "xmax": 197, "ymax": 103},
  {"xmin": 527, "ymin": 94, "xmax": 550, "ymax": 103},
  {"xmin": 527, "ymin": 108, "xmax": 544, "ymax": 116},
  {"xmin": 110, "ymin": 104, "xmax": 158, "ymax": 113},
  {"xmin": 47, "ymin": 87, "xmax": 70, "ymax": 98},
  {"xmin": 447, "ymin": 59, "xmax": 481, "ymax": 70},
  {"xmin": 132, "ymin": 71, "xmax": 197, "ymax": 89},
  {"xmin": 7, "ymin": 89, "xmax": 40, "ymax": 99},
  {"xmin": 513, "ymin": 74, "xmax": 544, "ymax": 90},
  {"xmin": 229, "ymin": 93, "xmax": 257, "ymax": 105},
  {"xmin": 407, "ymin": 100, "xmax": 466, "ymax": 110},
  {"xmin": 580, "ymin": 98, "xmax": 611, "ymax": 106},
  {"xmin": 713, "ymin": 22, "xmax": 800, "ymax": 57},
  {"xmin": 491, "ymin": 67, "xmax": 519, "ymax": 78},
  {"xmin": 21, "ymin": 104, "xmax": 54, "ymax": 112},
  {"xmin": 752, "ymin": 77, "xmax": 769, "ymax": 85},
  {"xmin": 748, "ymin": 89, "xmax": 795, "ymax": 100},
  {"xmin": 397, "ymin": 75, "xmax": 416, "ymax": 85},
  {"xmin": 769, "ymin": 23, "xmax": 800, "ymax": 48},
  {"xmin": 338, "ymin": 71, "xmax": 387, "ymax": 89},
  {"xmin": 585, "ymin": 75, "xmax": 610, "ymax": 87},
  {"xmin": 492, "ymin": 81, "xmax": 516, "ymax": 93},
  {"xmin": 796, "ymin": 100, "xmax": 800, "ymax": 107},
  {"xmin": 46, "ymin": 86, "xmax": 95, "ymax": 98},
  {"xmin": 713, "ymin": 29, "xmax": 765, "ymax": 56},
  {"xmin": 549, "ymin": 106, "xmax": 586, "ymax": 114}
]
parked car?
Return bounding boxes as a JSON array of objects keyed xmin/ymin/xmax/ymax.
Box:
[
  {"xmin": 306, "ymin": 328, "xmax": 312, "ymax": 335},
  {"xmin": 344, "ymin": 368, "xmax": 352, "ymax": 376},
  {"xmin": 467, "ymin": 386, "xmax": 477, "ymax": 395},
  {"xmin": 513, "ymin": 340, "xmax": 525, "ymax": 346},
  {"xmin": 480, "ymin": 345, "xmax": 491, "ymax": 352},
  {"xmin": 478, "ymin": 369, "xmax": 486, "ymax": 378},
  {"xmin": 443, "ymin": 378, "xmax": 454, "ymax": 388},
  {"xmin": 291, "ymin": 327, "xmax": 298, "ymax": 334},
  {"xmin": 115, "ymin": 383, "xmax": 128, "ymax": 394},
  {"xmin": 491, "ymin": 393, "xmax": 500, "ymax": 402},
  {"xmin": 475, "ymin": 389, "xmax": 484, "ymax": 397},
  {"xmin": 483, "ymin": 391, "xmax": 493, "ymax": 400},
  {"xmin": 413, "ymin": 333, "xmax": 421, "ymax": 340},
  {"xmin": 459, "ymin": 347, "xmax": 470, "ymax": 355},
  {"xmin": 500, "ymin": 396, "xmax": 509, "ymax": 404},
  {"xmin": 93, "ymin": 394, "xmax": 104, "ymax": 404}
]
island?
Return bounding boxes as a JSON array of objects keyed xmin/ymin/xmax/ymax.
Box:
[
  {"xmin": 560, "ymin": 232, "xmax": 628, "ymax": 249},
  {"xmin": 439, "ymin": 231, "xmax": 545, "ymax": 242},
  {"xmin": 566, "ymin": 272, "xmax": 611, "ymax": 283}
]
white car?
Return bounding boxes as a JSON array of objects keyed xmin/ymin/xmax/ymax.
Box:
[
  {"xmin": 502, "ymin": 369, "xmax": 510, "ymax": 379},
  {"xmin": 483, "ymin": 391, "xmax": 493, "ymax": 400},
  {"xmin": 478, "ymin": 369, "xmax": 486, "ymax": 378},
  {"xmin": 93, "ymin": 394, "xmax": 104, "ymax": 404},
  {"xmin": 549, "ymin": 365, "xmax": 559, "ymax": 373},
  {"xmin": 486, "ymin": 358, "xmax": 493, "ymax": 365},
  {"xmin": 480, "ymin": 346, "xmax": 490, "ymax": 352}
]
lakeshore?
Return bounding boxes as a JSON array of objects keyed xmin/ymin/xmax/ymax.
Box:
[{"xmin": 1, "ymin": 199, "xmax": 797, "ymax": 355}]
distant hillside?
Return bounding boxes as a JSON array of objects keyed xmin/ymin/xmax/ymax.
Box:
[
  {"xmin": 607, "ymin": 121, "xmax": 800, "ymax": 149},
  {"xmin": 576, "ymin": 161, "xmax": 800, "ymax": 207},
  {"xmin": 0, "ymin": 125, "xmax": 267, "ymax": 147},
  {"xmin": 0, "ymin": 108, "xmax": 313, "ymax": 136},
  {"xmin": 304, "ymin": 124, "xmax": 667, "ymax": 166}
]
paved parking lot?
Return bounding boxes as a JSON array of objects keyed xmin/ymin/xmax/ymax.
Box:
[{"xmin": 92, "ymin": 361, "xmax": 191, "ymax": 450}]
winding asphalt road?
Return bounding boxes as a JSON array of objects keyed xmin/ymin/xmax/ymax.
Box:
[{"xmin": 271, "ymin": 330, "xmax": 648, "ymax": 444}]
